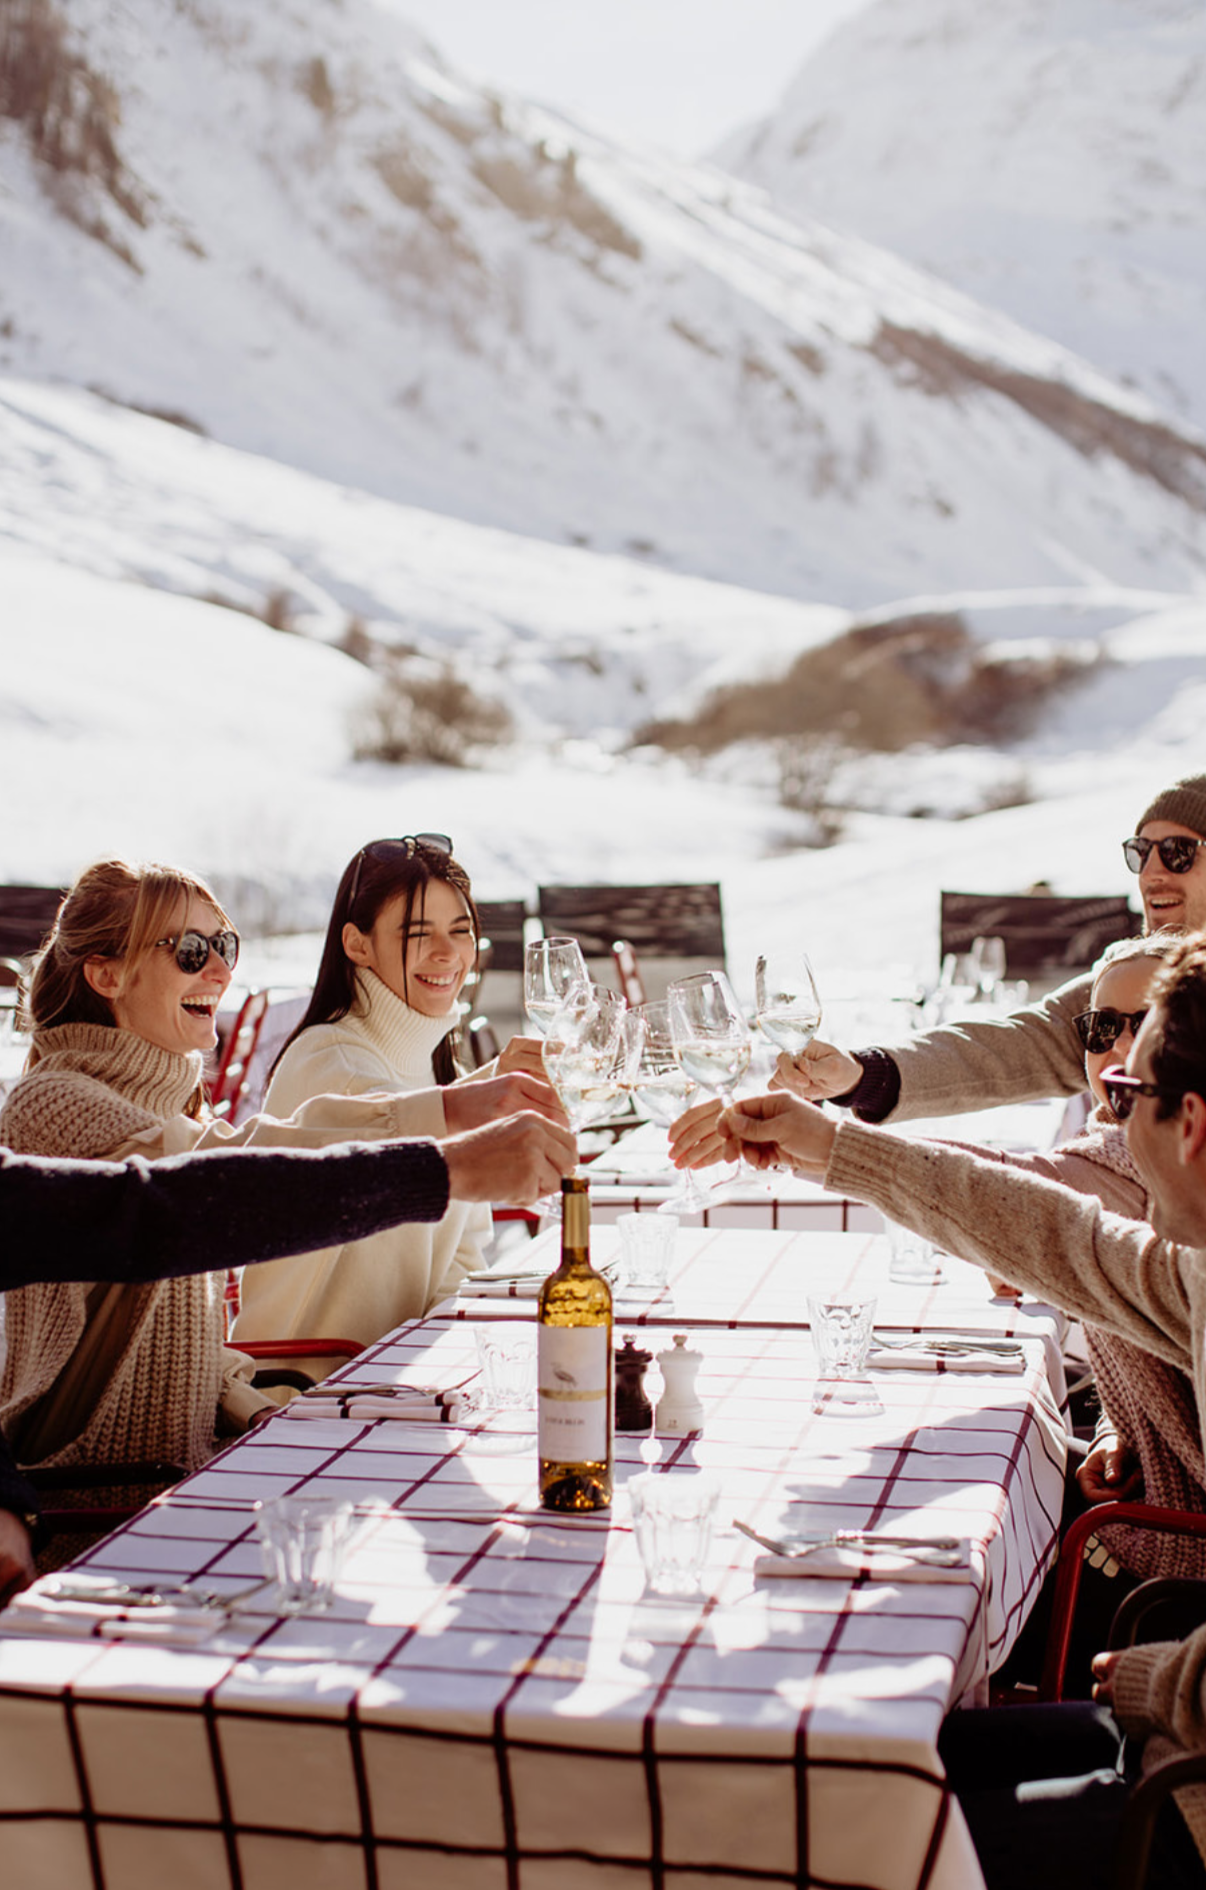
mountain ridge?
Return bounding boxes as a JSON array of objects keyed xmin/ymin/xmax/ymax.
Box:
[{"xmin": 1, "ymin": 0, "xmax": 1204, "ymax": 612}]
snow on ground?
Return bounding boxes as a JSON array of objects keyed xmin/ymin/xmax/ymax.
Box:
[{"xmin": 4, "ymin": 534, "xmax": 1203, "ymax": 1023}]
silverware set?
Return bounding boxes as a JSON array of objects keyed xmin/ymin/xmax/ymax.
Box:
[
  {"xmin": 733, "ymin": 1519, "xmax": 964, "ymax": 1566},
  {"xmin": 872, "ymin": 1333, "xmax": 1026, "ymax": 1360}
]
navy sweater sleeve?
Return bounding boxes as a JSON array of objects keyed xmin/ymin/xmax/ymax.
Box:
[
  {"xmin": 0, "ymin": 1138, "xmax": 452, "ymax": 1528},
  {"xmin": 0, "ymin": 1139, "xmax": 451, "ymax": 1291}
]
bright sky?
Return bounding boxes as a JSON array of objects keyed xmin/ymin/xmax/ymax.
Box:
[{"xmin": 381, "ymin": 0, "xmax": 871, "ymax": 155}]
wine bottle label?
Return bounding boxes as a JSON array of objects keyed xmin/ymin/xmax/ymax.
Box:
[{"xmin": 538, "ymin": 1327, "xmax": 610, "ymax": 1460}]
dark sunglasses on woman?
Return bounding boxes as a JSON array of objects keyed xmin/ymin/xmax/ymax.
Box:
[
  {"xmin": 348, "ymin": 834, "xmax": 453, "ymax": 908},
  {"xmin": 156, "ymin": 930, "xmax": 241, "ymax": 974},
  {"xmin": 1122, "ymin": 834, "xmax": 1206, "ymax": 875},
  {"xmin": 1100, "ymin": 1067, "xmax": 1191, "ymax": 1122},
  {"xmin": 1073, "ymin": 1007, "xmax": 1148, "ymax": 1055}
]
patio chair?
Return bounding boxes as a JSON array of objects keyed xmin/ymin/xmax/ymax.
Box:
[
  {"xmin": 538, "ymin": 882, "xmax": 725, "ymax": 1004},
  {"xmin": 31, "ymin": 1459, "xmax": 188, "ymax": 1552},
  {"xmin": 208, "ymin": 987, "xmax": 270, "ymax": 1122},
  {"xmin": 940, "ymin": 889, "xmax": 1141, "ymax": 993},
  {"xmin": 224, "ymin": 1268, "xmax": 363, "ymax": 1387},
  {"xmin": 1039, "ymin": 1500, "xmax": 1206, "ymax": 1701},
  {"xmin": 0, "ymin": 884, "xmax": 65, "ymax": 963}
]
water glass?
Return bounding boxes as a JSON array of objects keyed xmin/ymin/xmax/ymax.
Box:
[
  {"xmin": 616, "ymin": 1212, "xmax": 677, "ymax": 1290},
  {"xmin": 474, "ymin": 1324, "xmax": 538, "ymax": 1410},
  {"xmin": 628, "ymin": 1471, "xmax": 719, "ymax": 1594},
  {"xmin": 884, "ymin": 1218, "xmax": 946, "ymax": 1285},
  {"xmin": 807, "ymin": 1295, "xmax": 882, "ymax": 1417},
  {"xmin": 255, "ymin": 1493, "xmax": 355, "ymax": 1614}
]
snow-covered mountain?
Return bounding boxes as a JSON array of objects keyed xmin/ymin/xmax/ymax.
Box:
[
  {"xmin": 2, "ymin": 0, "xmax": 1205, "ymax": 613},
  {"xmin": 721, "ymin": 0, "xmax": 1206, "ymax": 433}
]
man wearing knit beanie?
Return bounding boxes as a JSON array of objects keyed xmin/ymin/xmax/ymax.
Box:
[
  {"xmin": 735, "ymin": 766, "xmax": 1206, "ymax": 1130},
  {"xmin": 1129, "ymin": 773, "xmax": 1206, "ymax": 935}
]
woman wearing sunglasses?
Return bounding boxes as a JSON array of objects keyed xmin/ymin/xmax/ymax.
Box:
[
  {"xmin": 0, "ymin": 856, "xmax": 547, "ymax": 1505},
  {"xmin": 232, "ymin": 836, "xmax": 511, "ymax": 1367}
]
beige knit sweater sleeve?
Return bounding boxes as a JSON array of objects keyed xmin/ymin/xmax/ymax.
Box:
[
  {"xmin": 824, "ymin": 1114, "xmax": 1206, "ymax": 1775},
  {"xmin": 110, "ymin": 1089, "xmax": 437, "ymax": 1161},
  {"xmin": 881, "ymin": 972, "xmax": 1092, "ymax": 1121},
  {"xmin": 824, "ymin": 1117, "xmax": 1197, "ymax": 1367}
]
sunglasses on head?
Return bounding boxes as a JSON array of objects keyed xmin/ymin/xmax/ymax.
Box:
[
  {"xmin": 1074, "ymin": 1007, "xmax": 1148, "ymax": 1055},
  {"xmin": 156, "ymin": 930, "xmax": 240, "ymax": 974},
  {"xmin": 1122, "ymin": 834, "xmax": 1206, "ymax": 875},
  {"xmin": 1100, "ymin": 1067, "xmax": 1190, "ymax": 1122},
  {"xmin": 348, "ymin": 834, "xmax": 453, "ymax": 909}
]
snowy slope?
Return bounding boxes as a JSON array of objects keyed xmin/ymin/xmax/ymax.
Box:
[
  {"xmin": 721, "ymin": 0, "xmax": 1206, "ymax": 430},
  {"xmin": 1, "ymin": 0, "xmax": 1204, "ymax": 609},
  {"xmin": 4, "ymin": 532, "xmax": 1203, "ymax": 1001}
]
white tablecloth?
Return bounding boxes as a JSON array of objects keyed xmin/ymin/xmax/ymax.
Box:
[{"xmin": 0, "ymin": 1264, "xmax": 1067, "ymax": 1890}]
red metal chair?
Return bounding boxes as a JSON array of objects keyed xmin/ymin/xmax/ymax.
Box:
[
  {"xmin": 1039, "ymin": 1500, "xmax": 1206, "ymax": 1700},
  {"xmin": 31, "ymin": 1460, "xmax": 188, "ymax": 1551},
  {"xmin": 611, "ymin": 939, "xmax": 647, "ymax": 1008},
  {"xmin": 208, "ymin": 987, "xmax": 270, "ymax": 1123},
  {"xmin": 223, "ymin": 1268, "xmax": 363, "ymax": 1385}
]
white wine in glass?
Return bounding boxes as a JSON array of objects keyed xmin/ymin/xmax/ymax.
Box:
[
  {"xmin": 535, "ymin": 985, "xmax": 628, "ymax": 1217},
  {"xmin": 754, "ymin": 951, "xmax": 823, "ymax": 1056},
  {"xmin": 667, "ymin": 973, "xmax": 751, "ymax": 1102},
  {"xmin": 524, "ymin": 937, "xmax": 589, "ymax": 1036},
  {"xmin": 629, "ymin": 1000, "xmax": 706, "ymax": 1216}
]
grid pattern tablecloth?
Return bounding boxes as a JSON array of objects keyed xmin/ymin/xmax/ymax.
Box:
[
  {"xmin": 452, "ymin": 1225, "xmax": 1070, "ymax": 1400},
  {"xmin": 0, "ymin": 1308, "xmax": 1065, "ymax": 1890}
]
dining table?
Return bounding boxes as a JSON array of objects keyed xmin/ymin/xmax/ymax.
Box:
[{"xmin": 0, "ymin": 1217, "xmax": 1069, "ymax": 1890}]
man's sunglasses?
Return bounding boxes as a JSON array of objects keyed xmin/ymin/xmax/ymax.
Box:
[
  {"xmin": 156, "ymin": 930, "xmax": 240, "ymax": 974},
  {"xmin": 348, "ymin": 835, "xmax": 453, "ymax": 908},
  {"xmin": 1073, "ymin": 1007, "xmax": 1148, "ymax": 1055},
  {"xmin": 1122, "ymin": 835, "xmax": 1206, "ymax": 875},
  {"xmin": 1100, "ymin": 1067, "xmax": 1191, "ymax": 1122}
]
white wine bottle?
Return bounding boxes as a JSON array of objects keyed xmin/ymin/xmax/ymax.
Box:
[{"xmin": 537, "ymin": 1175, "xmax": 613, "ymax": 1511}]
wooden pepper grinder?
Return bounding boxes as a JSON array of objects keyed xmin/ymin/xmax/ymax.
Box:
[
  {"xmin": 614, "ymin": 1336, "xmax": 653, "ymax": 1433},
  {"xmin": 655, "ymin": 1333, "xmax": 704, "ymax": 1437}
]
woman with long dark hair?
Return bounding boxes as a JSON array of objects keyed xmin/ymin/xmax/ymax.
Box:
[{"xmin": 232, "ymin": 835, "xmax": 496, "ymax": 1360}]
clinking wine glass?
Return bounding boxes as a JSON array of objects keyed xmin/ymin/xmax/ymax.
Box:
[
  {"xmin": 538, "ymin": 983, "xmax": 627, "ymax": 1214},
  {"xmin": 666, "ymin": 971, "xmax": 751, "ymax": 1192},
  {"xmin": 971, "ymin": 934, "xmax": 1007, "ymax": 1004},
  {"xmin": 754, "ymin": 950, "xmax": 823, "ymax": 1058},
  {"xmin": 628, "ymin": 999, "xmax": 707, "ymax": 1216},
  {"xmin": 524, "ymin": 937, "xmax": 589, "ymax": 1037}
]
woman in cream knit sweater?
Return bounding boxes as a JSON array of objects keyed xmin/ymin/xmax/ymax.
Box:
[
  {"xmin": 232, "ymin": 835, "xmax": 494, "ymax": 1363},
  {"xmin": 0, "ymin": 858, "xmax": 471, "ymax": 1484}
]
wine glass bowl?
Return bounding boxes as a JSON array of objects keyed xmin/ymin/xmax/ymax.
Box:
[
  {"xmin": 541, "ymin": 984, "xmax": 628, "ymax": 1136},
  {"xmin": 666, "ymin": 973, "xmax": 751, "ymax": 1102},
  {"xmin": 754, "ymin": 951, "xmax": 823, "ymax": 1056},
  {"xmin": 524, "ymin": 937, "xmax": 589, "ymax": 1037},
  {"xmin": 629, "ymin": 999, "xmax": 707, "ymax": 1217}
]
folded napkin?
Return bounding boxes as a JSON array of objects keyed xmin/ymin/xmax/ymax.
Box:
[
  {"xmin": 460, "ymin": 1263, "xmax": 617, "ymax": 1300},
  {"xmin": 459, "ymin": 1277, "xmax": 545, "ymax": 1300},
  {"xmin": 5, "ymin": 1582, "xmax": 220, "ymax": 1644},
  {"xmin": 867, "ymin": 1345, "xmax": 1025, "ymax": 1374},
  {"xmin": 753, "ymin": 1540, "xmax": 972, "ymax": 1582},
  {"xmin": 286, "ymin": 1392, "xmax": 466, "ymax": 1422}
]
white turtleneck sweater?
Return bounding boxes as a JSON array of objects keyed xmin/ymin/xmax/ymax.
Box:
[{"xmin": 231, "ymin": 970, "xmax": 490, "ymax": 1359}]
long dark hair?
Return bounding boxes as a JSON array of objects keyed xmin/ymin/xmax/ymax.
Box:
[{"xmin": 276, "ymin": 839, "xmax": 479, "ymax": 1086}]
